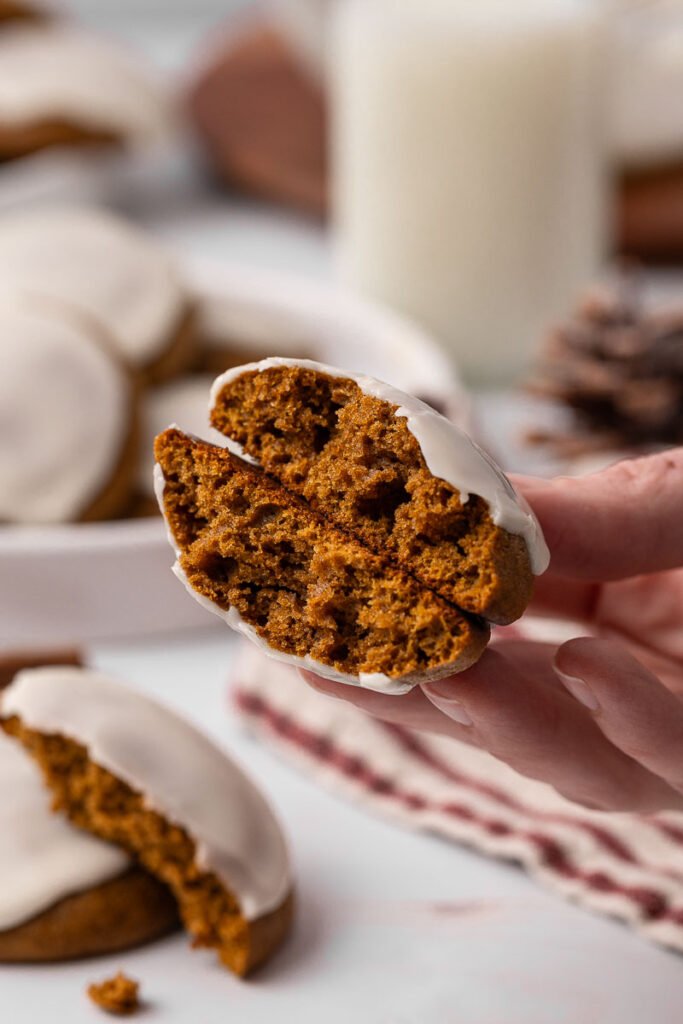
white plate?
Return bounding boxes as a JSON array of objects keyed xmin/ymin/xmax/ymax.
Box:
[{"xmin": 0, "ymin": 261, "xmax": 467, "ymax": 646}]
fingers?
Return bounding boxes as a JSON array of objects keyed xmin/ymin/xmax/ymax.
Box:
[
  {"xmin": 298, "ymin": 670, "xmax": 477, "ymax": 743},
  {"xmin": 513, "ymin": 448, "xmax": 683, "ymax": 579},
  {"xmin": 422, "ymin": 646, "xmax": 683, "ymax": 812},
  {"xmin": 554, "ymin": 637, "xmax": 683, "ymax": 796}
]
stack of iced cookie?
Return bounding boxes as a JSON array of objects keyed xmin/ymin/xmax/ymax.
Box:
[
  {"xmin": 0, "ymin": 204, "xmax": 304, "ymax": 525},
  {"xmin": 0, "ymin": 654, "xmax": 293, "ymax": 975}
]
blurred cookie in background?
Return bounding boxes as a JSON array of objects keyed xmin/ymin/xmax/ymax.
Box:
[
  {"xmin": 0, "ymin": 290, "xmax": 138, "ymax": 524},
  {"xmin": 0, "ymin": 23, "xmax": 172, "ymax": 165},
  {"xmin": 614, "ymin": 8, "xmax": 683, "ymax": 262},
  {"xmin": 189, "ymin": 21, "xmax": 327, "ymax": 216},
  {"xmin": 0, "ymin": 0, "xmax": 47, "ymax": 24},
  {"xmin": 0, "ymin": 206, "xmax": 196, "ymax": 384}
]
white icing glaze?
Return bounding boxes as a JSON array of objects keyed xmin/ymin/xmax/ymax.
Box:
[
  {"xmin": 210, "ymin": 357, "xmax": 550, "ymax": 574},
  {"xmin": 0, "ymin": 729, "xmax": 129, "ymax": 931},
  {"xmin": 2, "ymin": 667, "xmax": 292, "ymax": 922},
  {"xmin": 0, "ymin": 291, "xmax": 129, "ymax": 523},
  {"xmin": 0, "ymin": 207, "xmax": 185, "ymax": 368},
  {"xmin": 154, "ymin": 462, "xmax": 464, "ymax": 697},
  {"xmin": 0, "ymin": 24, "xmax": 170, "ymax": 143},
  {"xmin": 138, "ymin": 377, "xmax": 228, "ymax": 496}
]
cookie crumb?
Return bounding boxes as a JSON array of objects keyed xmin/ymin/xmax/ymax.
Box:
[{"xmin": 87, "ymin": 972, "xmax": 140, "ymax": 1015}]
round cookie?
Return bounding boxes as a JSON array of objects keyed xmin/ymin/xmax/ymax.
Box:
[
  {"xmin": 0, "ymin": 23, "xmax": 171, "ymax": 162},
  {"xmin": 0, "ymin": 653, "xmax": 178, "ymax": 963},
  {"xmin": 209, "ymin": 359, "xmax": 549, "ymax": 624},
  {"xmin": 0, "ymin": 207, "xmax": 194, "ymax": 383},
  {"xmin": 1, "ymin": 666, "xmax": 294, "ymax": 976},
  {"xmin": 0, "ymin": 291, "xmax": 137, "ymax": 523}
]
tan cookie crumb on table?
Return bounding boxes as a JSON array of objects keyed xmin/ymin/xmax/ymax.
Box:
[{"xmin": 87, "ymin": 972, "xmax": 140, "ymax": 1016}]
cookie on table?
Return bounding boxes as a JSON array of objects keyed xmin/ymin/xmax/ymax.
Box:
[
  {"xmin": 0, "ymin": 651, "xmax": 178, "ymax": 963},
  {"xmin": 209, "ymin": 359, "xmax": 549, "ymax": 626},
  {"xmin": 1, "ymin": 666, "xmax": 293, "ymax": 976},
  {"xmin": 0, "ymin": 24, "xmax": 171, "ymax": 163},
  {"xmin": 155, "ymin": 428, "xmax": 490, "ymax": 693},
  {"xmin": 0, "ymin": 207, "xmax": 195, "ymax": 385},
  {"xmin": 0, "ymin": 290, "xmax": 138, "ymax": 524}
]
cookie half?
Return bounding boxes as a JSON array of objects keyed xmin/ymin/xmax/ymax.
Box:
[
  {"xmin": 0, "ymin": 652, "xmax": 177, "ymax": 963},
  {"xmin": 155, "ymin": 428, "xmax": 489, "ymax": 693},
  {"xmin": 210, "ymin": 359, "xmax": 549, "ymax": 624},
  {"xmin": 1, "ymin": 666, "xmax": 293, "ymax": 976}
]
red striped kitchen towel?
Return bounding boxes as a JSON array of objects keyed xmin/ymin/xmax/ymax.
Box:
[{"xmin": 233, "ymin": 642, "xmax": 683, "ymax": 955}]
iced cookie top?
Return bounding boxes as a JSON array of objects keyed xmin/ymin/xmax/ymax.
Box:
[
  {"xmin": 2, "ymin": 667, "xmax": 292, "ymax": 921},
  {"xmin": 0, "ymin": 24, "xmax": 170, "ymax": 142},
  {"xmin": 0, "ymin": 207, "xmax": 186, "ymax": 369},
  {"xmin": 0, "ymin": 729, "xmax": 129, "ymax": 930},
  {"xmin": 211, "ymin": 357, "xmax": 549, "ymax": 574},
  {"xmin": 0, "ymin": 291, "xmax": 129, "ymax": 523}
]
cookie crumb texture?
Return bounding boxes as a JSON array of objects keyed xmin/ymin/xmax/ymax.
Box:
[
  {"xmin": 211, "ymin": 365, "xmax": 532, "ymax": 624},
  {"xmin": 156, "ymin": 429, "xmax": 489, "ymax": 683},
  {"xmin": 89, "ymin": 970, "xmax": 141, "ymax": 1011},
  {"xmin": 88, "ymin": 972, "xmax": 140, "ymax": 1016},
  {"xmin": 2, "ymin": 719, "xmax": 291, "ymax": 976}
]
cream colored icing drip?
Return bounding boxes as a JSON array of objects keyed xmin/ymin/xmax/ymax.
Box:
[
  {"xmin": 138, "ymin": 377, "xmax": 228, "ymax": 496},
  {"xmin": 154, "ymin": 462, "xmax": 461, "ymax": 696},
  {"xmin": 2, "ymin": 667, "xmax": 292, "ymax": 922},
  {"xmin": 210, "ymin": 357, "xmax": 550, "ymax": 574},
  {"xmin": 0, "ymin": 24, "xmax": 170, "ymax": 141},
  {"xmin": 0, "ymin": 729, "xmax": 129, "ymax": 931},
  {"xmin": 0, "ymin": 207, "xmax": 185, "ymax": 367},
  {"xmin": 0, "ymin": 292, "xmax": 128, "ymax": 523}
]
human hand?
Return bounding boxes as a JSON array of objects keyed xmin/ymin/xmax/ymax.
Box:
[{"xmin": 301, "ymin": 448, "xmax": 683, "ymax": 813}]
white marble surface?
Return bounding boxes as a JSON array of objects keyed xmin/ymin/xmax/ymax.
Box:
[{"xmin": 3, "ymin": 629, "xmax": 682, "ymax": 1024}]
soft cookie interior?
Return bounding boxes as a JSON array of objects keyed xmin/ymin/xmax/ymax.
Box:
[
  {"xmin": 1, "ymin": 716, "xmax": 291, "ymax": 976},
  {"xmin": 210, "ymin": 364, "xmax": 533, "ymax": 624},
  {"xmin": 156, "ymin": 428, "xmax": 489, "ymax": 685}
]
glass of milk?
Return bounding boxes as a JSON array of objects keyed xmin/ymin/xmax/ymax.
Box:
[{"xmin": 330, "ymin": 0, "xmax": 610, "ymax": 384}]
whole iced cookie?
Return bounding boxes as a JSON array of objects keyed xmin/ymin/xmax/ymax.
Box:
[
  {"xmin": 0, "ymin": 23, "xmax": 171, "ymax": 160},
  {"xmin": 0, "ymin": 291, "xmax": 136, "ymax": 523},
  {"xmin": 0, "ymin": 207, "xmax": 194, "ymax": 382},
  {"xmin": 0, "ymin": 652, "xmax": 177, "ymax": 963},
  {"xmin": 1, "ymin": 666, "xmax": 293, "ymax": 976},
  {"xmin": 210, "ymin": 359, "xmax": 549, "ymax": 623}
]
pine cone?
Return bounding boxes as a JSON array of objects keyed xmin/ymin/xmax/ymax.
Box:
[{"xmin": 525, "ymin": 285, "xmax": 683, "ymax": 453}]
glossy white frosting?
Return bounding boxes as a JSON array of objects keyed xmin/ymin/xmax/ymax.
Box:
[
  {"xmin": 138, "ymin": 377, "xmax": 228, "ymax": 496},
  {"xmin": 210, "ymin": 358, "xmax": 549, "ymax": 574},
  {"xmin": 0, "ymin": 207, "xmax": 185, "ymax": 368},
  {"xmin": 0, "ymin": 292, "xmax": 129, "ymax": 523},
  {"xmin": 154, "ymin": 462, "xmax": 467, "ymax": 696},
  {"xmin": 2, "ymin": 667, "xmax": 291, "ymax": 921},
  {"xmin": 0, "ymin": 24, "xmax": 170, "ymax": 142},
  {"xmin": 0, "ymin": 728, "xmax": 129, "ymax": 931}
]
